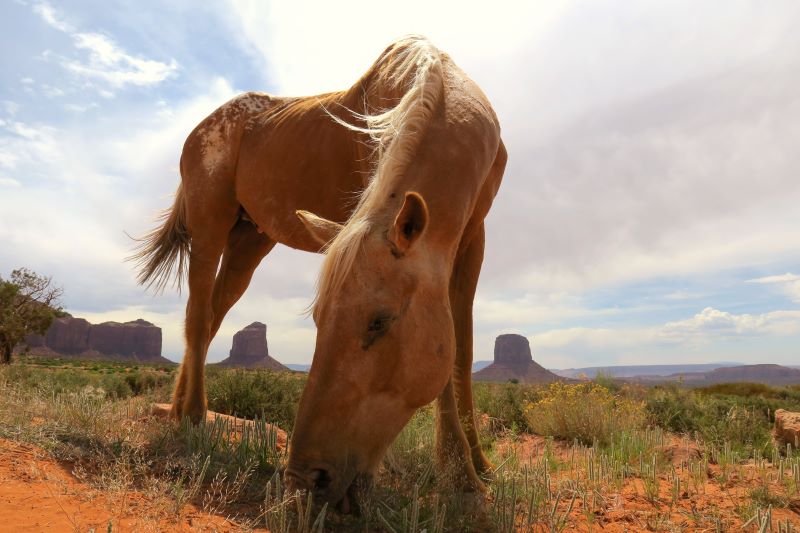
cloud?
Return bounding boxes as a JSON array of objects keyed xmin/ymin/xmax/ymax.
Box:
[
  {"xmin": 225, "ymin": 0, "xmax": 566, "ymax": 93},
  {"xmin": 32, "ymin": 3, "xmax": 178, "ymax": 91},
  {"xmin": 747, "ymin": 273, "xmax": 800, "ymax": 303},
  {"xmin": 529, "ymin": 306, "xmax": 800, "ymax": 367},
  {"xmin": 63, "ymin": 33, "xmax": 178, "ymax": 88},
  {"xmin": 660, "ymin": 307, "xmax": 800, "ymax": 341},
  {"xmin": 32, "ymin": 2, "xmax": 73, "ymax": 32}
]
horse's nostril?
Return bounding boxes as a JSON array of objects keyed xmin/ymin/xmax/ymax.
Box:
[{"xmin": 311, "ymin": 469, "xmax": 332, "ymax": 490}]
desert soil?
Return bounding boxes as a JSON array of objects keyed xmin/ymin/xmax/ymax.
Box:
[{"xmin": 0, "ymin": 437, "xmax": 253, "ymax": 532}]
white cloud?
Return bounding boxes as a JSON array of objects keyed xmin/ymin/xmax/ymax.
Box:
[
  {"xmin": 63, "ymin": 33, "xmax": 178, "ymax": 88},
  {"xmin": 33, "ymin": 2, "xmax": 73, "ymax": 32},
  {"xmin": 32, "ymin": 3, "xmax": 178, "ymax": 91},
  {"xmin": 749, "ymin": 273, "xmax": 800, "ymax": 284},
  {"xmin": 660, "ymin": 307, "xmax": 800, "ymax": 341},
  {"xmin": 0, "ymin": 178, "xmax": 21, "ymax": 187},
  {"xmin": 747, "ymin": 273, "xmax": 800, "ymax": 303}
]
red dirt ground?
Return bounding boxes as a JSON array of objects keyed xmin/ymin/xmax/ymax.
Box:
[{"xmin": 0, "ymin": 438, "xmax": 245, "ymax": 532}]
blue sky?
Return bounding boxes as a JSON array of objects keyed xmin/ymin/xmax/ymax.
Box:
[{"xmin": 1, "ymin": 1, "xmax": 799, "ymax": 368}]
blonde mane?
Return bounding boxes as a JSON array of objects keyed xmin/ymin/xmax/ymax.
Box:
[{"xmin": 313, "ymin": 36, "xmax": 444, "ymax": 320}]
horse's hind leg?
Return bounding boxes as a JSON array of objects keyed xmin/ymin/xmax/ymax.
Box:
[
  {"xmin": 171, "ymin": 203, "xmax": 237, "ymax": 423},
  {"xmin": 208, "ymin": 219, "xmax": 276, "ymax": 339}
]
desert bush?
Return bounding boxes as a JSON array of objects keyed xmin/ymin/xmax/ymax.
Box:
[
  {"xmin": 593, "ymin": 371, "xmax": 622, "ymax": 393},
  {"xmin": 524, "ymin": 382, "xmax": 646, "ymax": 445},
  {"xmin": 473, "ymin": 382, "xmax": 540, "ymax": 434},
  {"xmin": 205, "ymin": 368, "xmax": 305, "ymax": 431},
  {"xmin": 646, "ymin": 383, "xmax": 706, "ymax": 434}
]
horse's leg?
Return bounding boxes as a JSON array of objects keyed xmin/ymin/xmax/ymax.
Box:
[
  {"xmin": 435, "ymin": 224, "xmax": 487, "ymax": 492},
  {"xmin": 449, "ymin": 224, "xmax": 492, "ymax": 475},
  {"xmin": 208, "ymin": 220, "xmax": 276, "ymax": 339},
  {"xmin": 435, "ymin": 377, "xmax": 485, "ymax": 492},
  {"xmin": 171, "ymin": 207, "xmax": 237, "ymax": 423}
]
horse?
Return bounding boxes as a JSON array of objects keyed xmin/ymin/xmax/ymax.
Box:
[{"xmin": 132, "ymin": 35, "xmax": 506, "ymax": 507}]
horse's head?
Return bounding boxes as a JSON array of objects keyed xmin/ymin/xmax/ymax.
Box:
[{"xmin": 286, "ymin": 191, "xmax": 454, "ymax": 508}]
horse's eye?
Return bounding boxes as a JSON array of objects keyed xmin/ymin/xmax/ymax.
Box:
[
  {"xmin": 368, "ymin": 316, "xmax": 388, "ymax": 332},
  {"xmin": 363, "ymin": 313, "xmax": 393, "ymax": 350}
]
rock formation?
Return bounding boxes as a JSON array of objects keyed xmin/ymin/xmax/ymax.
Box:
[
  {"xmin": 774, "ymin": 409, "xmax": 800, "ymax": 448},
  {"xmin": 473, "ymin": 334, "xmax": 561, "ymax": 384},
  {"xmin": 215, "ymin": 322, "xmax": 288, "ymax": 371},
  {"xmin": 22, "ymin": 315, "xmax": 170, "ymax": 363}
]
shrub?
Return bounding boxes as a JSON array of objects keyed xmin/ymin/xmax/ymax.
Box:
[
  {"xmin": 205, "ymin": 369, "xmax": 306, "ymax": 431},
  {"xmin": 473, "ymin": 382, "xmax": 540, "ymax": 434},
  {"xmin": 524, "ymin": 382, "xmax": 646, "ymax": 445},
  {"xmin": 646, "ymin": 383, "xmax": 706, "ymax": 433}
]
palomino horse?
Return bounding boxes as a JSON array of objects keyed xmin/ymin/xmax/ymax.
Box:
[{"xmin": 133, "ymin": 35, "xmax": 506, "ymax": 506}]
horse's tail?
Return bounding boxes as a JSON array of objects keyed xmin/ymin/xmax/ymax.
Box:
[{"xmin": 129, "ymin": 184, "xmax": 190, "ymax": 293}]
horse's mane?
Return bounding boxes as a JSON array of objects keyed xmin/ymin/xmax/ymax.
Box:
[{"xmin": 312, "ymin": 35, "xmax": 444, "ymax": 320}]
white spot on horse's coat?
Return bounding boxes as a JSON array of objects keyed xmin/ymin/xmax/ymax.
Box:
[
  {"xmin": 198, "ymin": 93, "xmax": 272, "ymax": 175},
  {"xmin": 200, "ymin": 121, "xmax": 229, "ymax": 174},
  {"xmin": 233, "ymin": 92, "xmax": 271, "ymax": 114}
]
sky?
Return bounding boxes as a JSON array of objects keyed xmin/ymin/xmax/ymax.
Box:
[{"xmin": 1, "ymin": 0, "xmax": 799, "ymax": 368}]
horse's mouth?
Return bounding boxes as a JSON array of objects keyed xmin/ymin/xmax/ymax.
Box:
[{"xmin": 335, "ymin": 473, "xmax": 372, "ymax": 514}]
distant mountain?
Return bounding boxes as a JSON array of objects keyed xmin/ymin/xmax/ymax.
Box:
[
  {"xmin": 472, "ymin": 360, "xmax": 492, "ymax": 372},
  {"xmin": 637, "ymin": 364, "xmax": 800, "ymax": 386},
  {"xmin": 553, "ymin": 362, "xmax": 742, "ymax": 379}
]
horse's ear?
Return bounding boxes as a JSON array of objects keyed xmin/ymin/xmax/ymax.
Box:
[
  {"xmin": 296, "ymin": 210, "xmax": 343, "ymax": 246},
  {"xmin": 388, "ymin": 192, "xmax": 428, "ymax": 255}
]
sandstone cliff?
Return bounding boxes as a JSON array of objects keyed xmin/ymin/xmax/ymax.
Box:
[
  {"xmin": 473, "ymin": 334, "xmax": 561, "ymax": 384},
  {"xmin": 215, "ymin": 322, "xmax": 289, "ymax": 371},
  {"xmin": 22, "ymin": 315, "xmax": 170, "ymax": 363}
]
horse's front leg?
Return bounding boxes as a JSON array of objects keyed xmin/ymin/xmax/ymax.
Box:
[
  {"xmin": 433, "ymin": 223, "xmax": 491, "ymax": 491},
  {"xmin": 434, "ymin": 378, "xmax": 486, "ymax": 492}
]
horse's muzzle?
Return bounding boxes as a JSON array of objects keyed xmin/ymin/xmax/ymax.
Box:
[{"xmin": 284, "ymin": 464, "xmax": 372, "ymax": 514}]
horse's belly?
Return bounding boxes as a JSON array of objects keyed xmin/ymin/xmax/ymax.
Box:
[{"xmin": 236, "ymin": 165, "xmax": 365, "ymax": 253}]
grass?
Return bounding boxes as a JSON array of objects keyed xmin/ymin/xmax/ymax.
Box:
[{"xmin": 1, "ymin": 356, "xmax": 800, "ymax": 531}]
